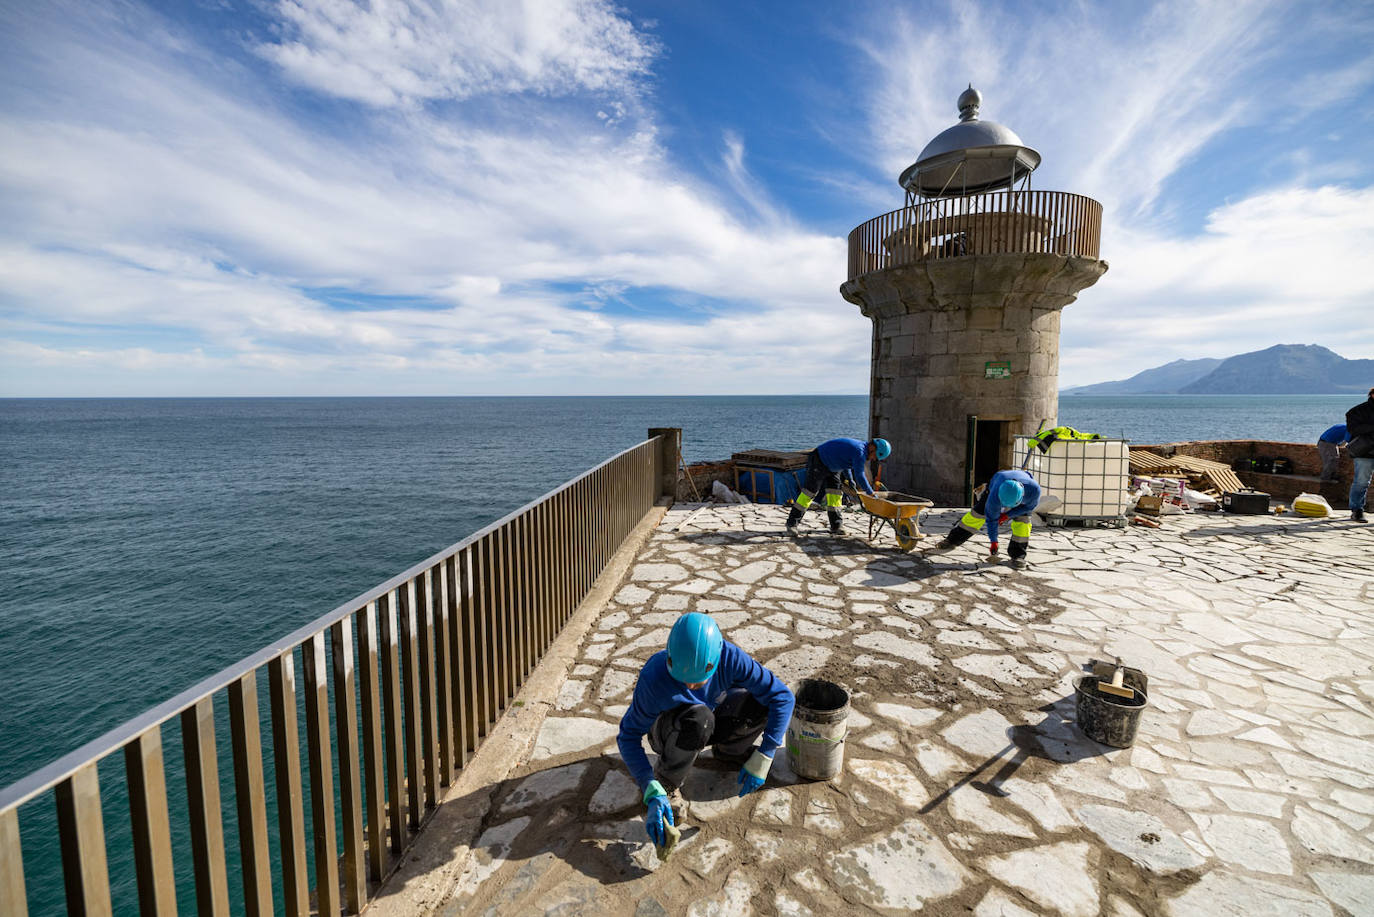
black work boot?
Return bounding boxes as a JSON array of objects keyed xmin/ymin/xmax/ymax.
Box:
[
  {"xmin": 785, "ymin": 505, "xmax": 804, "ymax": 535},
  {"xmin": 1354, "ymin": 509, "xmax": 1368, "ymax": 522}
]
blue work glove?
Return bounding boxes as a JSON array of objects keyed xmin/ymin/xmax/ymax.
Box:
[
  {"xmin": 736, "ymin": 750, "xmax": 773, "ymax": 797},
  {"xmin": 643, "ymin": 780, "xmax": 674, "ymax": 846}
]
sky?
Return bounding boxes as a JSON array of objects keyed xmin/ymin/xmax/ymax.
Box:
[{"xmin": 2, "ymin": 0, "xmax": 1372, "ymax": 396}]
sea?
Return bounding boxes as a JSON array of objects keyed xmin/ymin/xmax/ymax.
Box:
[{"xmin": 0, "ymin": 393, "xmax": 1358, "ymax": 911}]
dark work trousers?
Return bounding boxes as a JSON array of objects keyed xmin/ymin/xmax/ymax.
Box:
[
  {"xmin": 785, "ymin": 450, "xmax": 844, "ymax": 532},
  {"xmin": 647, "ymin": 689, "xmax": 769, "ymax": 790},
  {"xmin": 1318, "ymin": 439, "xmax": 1341, "ymax": 481}
]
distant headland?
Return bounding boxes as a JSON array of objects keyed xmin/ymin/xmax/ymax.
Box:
[{"xmin": 1064, "ymin": 344, "xmax": 1374, "ymax": 395}]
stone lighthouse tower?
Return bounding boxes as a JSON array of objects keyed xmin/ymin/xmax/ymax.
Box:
[{"xmin": 841, "ymin": 88, "xmax": 1107, "ymax": 504}]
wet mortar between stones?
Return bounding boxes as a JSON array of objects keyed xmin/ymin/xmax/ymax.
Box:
[{"xmin": 399, "ymin": 503, "xmax": 1374, "ymax": 917}]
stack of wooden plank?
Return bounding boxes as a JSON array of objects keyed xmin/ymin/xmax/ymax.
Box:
[
  {"xmin": 731, "ymin": 449, "xmax": 808, "ymax": 470},
  {"xmin": 1128, "ymin": 449, "xmax": 1246, "ymax": 496}
]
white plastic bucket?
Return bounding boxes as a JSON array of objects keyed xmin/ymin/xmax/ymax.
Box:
[{"xmin": 785, "ymin": 679, "xmax": 850, "ymax": 781}]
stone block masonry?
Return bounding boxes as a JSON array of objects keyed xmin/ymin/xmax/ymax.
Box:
[{"xmin": 843, "ymin": 253, "xmax": 1106, "ymax": 504}]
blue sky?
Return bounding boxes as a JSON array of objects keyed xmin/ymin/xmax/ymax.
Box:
[{"xmin": 2, "ymin": 0, "xmax": 1372, "ymax": 396}]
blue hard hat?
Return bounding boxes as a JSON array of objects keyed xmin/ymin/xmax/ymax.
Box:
[
  {"xmin": 872, "ymin": 438, "xmax": 892, "ymax": 461},
  {"xmin": 997, "ymin": 479, "xmax": 1025, "ymax": 507},
  {"xmin": 666, "ymin": 612, "xmax": 723, "ymax": 684}
]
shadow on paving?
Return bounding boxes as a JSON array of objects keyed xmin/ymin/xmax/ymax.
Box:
[
  {"xmin": 424, "ymin": 752, "xmax": 762, "ymax": 915},
  {"xmin": 919, "ymin": 691, "xmax": 1115, "ymax": 816}
]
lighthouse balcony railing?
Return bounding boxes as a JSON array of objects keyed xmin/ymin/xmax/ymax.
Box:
[
  {"xmin": 846, "ymin": 189, "xmax": 1103, "ymax": 279},
  {"xmin": 0, "ymin": 433, "xmax": 672, "ymax": 917}
]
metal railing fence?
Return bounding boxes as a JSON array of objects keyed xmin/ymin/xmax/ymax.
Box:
[
  {"xmin": 847, "ymin": 189, "xmax": 1103, "ymax": 279},
  {"xmin": 0, "ymin": 436, "xmax": 665, "ymax": 916}
]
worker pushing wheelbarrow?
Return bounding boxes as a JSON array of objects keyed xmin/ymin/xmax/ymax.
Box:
[{"xmin": 782, "ymin": 436, "xmax": 933, "ymax": 551}]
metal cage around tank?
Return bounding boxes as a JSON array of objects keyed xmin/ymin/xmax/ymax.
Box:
[{"xmin": 1014, "ymin": 435, "xmax": 1131, "ymax": 526}]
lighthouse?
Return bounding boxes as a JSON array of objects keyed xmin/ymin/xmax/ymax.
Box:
[{"xmin": 841, "ymin": 88, "xmax": 1107, "ymax": 504}]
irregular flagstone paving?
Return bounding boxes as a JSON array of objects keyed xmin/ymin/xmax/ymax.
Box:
[{"xmin": 431, "ymin": 503, "xmax": 1374, "ymax": 916}]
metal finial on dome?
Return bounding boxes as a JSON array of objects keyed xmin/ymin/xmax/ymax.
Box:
[
  {"xmin": 897, "ymin": 87, "xmax": 1040, "ymax": 197},
  {"xmin": 957, "ymin": 85, "xmax": 982, "ymax": 122}
]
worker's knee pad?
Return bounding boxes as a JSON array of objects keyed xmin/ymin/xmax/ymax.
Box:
[{"xmin": 673, "ymin": 704, "xmax": 715, "ymax": 751}]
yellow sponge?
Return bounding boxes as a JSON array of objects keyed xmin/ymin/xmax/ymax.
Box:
[{"xmin": 655, "ymin": 821, "xmax": 682, "ymax": 861}]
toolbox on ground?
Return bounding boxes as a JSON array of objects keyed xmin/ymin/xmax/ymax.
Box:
[{"xmin": 1222, "ymin": 490, "xmax": 1271, "ymax": 514}]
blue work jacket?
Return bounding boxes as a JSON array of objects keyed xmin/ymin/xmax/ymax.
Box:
[
  {"xmin": 617, "ymin": 642, "xmax": 794, "ymax": 792},
  {"xmin": 983, "ymin": 469, "xmax": 1041, "ymax": 547},
  {"xmin": 1319, "ymin": 424, "xmax": 1350, "ymax": 444},
  {"xmin": 815, "ymin": 437, "xmax": 875, "ymax": 495}
]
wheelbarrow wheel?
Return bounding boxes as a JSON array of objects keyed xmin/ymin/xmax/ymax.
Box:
[{"xmin": 894, "ymin": 518, "xmax": 921, "ymax": 552}]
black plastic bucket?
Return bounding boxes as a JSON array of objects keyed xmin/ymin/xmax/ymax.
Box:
[{"xmin": 1074, "ymin": 675, "xmax": 1148, "ymax": 748}]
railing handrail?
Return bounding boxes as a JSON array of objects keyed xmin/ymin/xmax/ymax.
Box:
[
  {"xmin": 846, "ymin": 188, "xmax": 1103, "ymax": 280},
  {"xmin": 0, "ymin": 436, "xmax": 658, "ymax": 813}
]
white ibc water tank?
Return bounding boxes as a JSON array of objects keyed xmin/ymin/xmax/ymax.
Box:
[{"xmin": 1014, "ymin": 437, "xmax": 1129, "ymax": 522}]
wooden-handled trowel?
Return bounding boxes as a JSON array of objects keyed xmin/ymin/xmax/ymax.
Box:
[{"xmin": 1097, "ymin": 659, "xmax": 1135, "ymax": 699}]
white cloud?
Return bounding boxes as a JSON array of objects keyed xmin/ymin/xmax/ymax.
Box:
[
  {"xmin": 1059, "ymin": 185, "xmax": 1374, "ymax": 383},
  {"xmin": 3, "ymin": 0, "xmax": 1372, "ymax": 396},
  {"xmin": 1, "ymin": 1, "xmax": 867, "ymax": 395},
  {"xmin": 853, "ymin": 0, "xmax": 1290, "ymax": 217},
  {"xmin": 259, "ymin": 0, "xmax": 660, "ymax": 107}
]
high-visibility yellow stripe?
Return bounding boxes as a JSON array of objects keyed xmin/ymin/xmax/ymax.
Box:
[
  {"xmin": 825, "ymin": 493, "xmax": 842, "ymax": 508},
  {"xmin": 1010, "ymin": 519, "xmax": 1032, "ymax": 538},
  {"xmin": 958, "ymin": 511, "xmax": 984, "ymax": 534},
  {"xmin": 796, "ymin": 492, "xmax": 814, "ymax": 509}
]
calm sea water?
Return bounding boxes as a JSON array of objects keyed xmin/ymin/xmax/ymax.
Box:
[
  {"xmin": 0, "ymin": 393, "xmax": 1359, "ymax": 912},
  {"xmin": 1057, "ymin": 393, "xmax": 1359, "ymax": 444}
]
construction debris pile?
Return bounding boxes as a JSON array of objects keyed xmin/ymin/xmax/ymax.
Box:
[{"xmin": 1127, "ymin": 449, "xmax": 1249, "ymax": 523}]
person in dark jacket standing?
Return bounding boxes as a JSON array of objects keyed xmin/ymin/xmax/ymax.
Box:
[
  {"xmin": 1345, "ymin": 388, "xmax": 1374, "ymax": 522},
  {"xmin": 784, "ymin": 437, "xmax": 890, "ymax": 536},
  {"xmin": 1317, "ymin": 423, "xmax": 1351, "ymax": 482},
  {"xmin": 617, "ymin": 613, "xmax": 795, "ymax": 847}
]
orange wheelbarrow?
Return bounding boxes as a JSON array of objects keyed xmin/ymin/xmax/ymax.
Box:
[{"xmin": 852, "ymin": 489, "xmax": 935, "ymax": 552}]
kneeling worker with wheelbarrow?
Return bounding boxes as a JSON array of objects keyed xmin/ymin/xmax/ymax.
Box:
[
  {"xmin": 927, "ymin": 469, "xmax": 1040, "ymax": 569},
  {"xmin": 785, "ymin": 436, "xmax": 891, "ymax": 536}
]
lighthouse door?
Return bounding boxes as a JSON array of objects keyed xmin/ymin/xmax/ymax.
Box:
[{"xmin": 964, "ymin": 416, "xmax": 1014, "ymax": 504}]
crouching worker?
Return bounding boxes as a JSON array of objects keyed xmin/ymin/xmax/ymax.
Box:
[
  {"xmin": 927, "ymin": 470, "xmax": 1041, "ymax": 569},
  {"xmin": 617, "ymin": 612, "xmax": 795, "ymax": 846}
]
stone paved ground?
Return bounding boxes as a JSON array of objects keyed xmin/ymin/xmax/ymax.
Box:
[{"xmin": 426, "ymin": 503, "xmax": 1374, "ymax": 916}]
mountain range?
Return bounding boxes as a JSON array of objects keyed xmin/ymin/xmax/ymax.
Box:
[{"xmin": 1064, "ymin": 345, "xmax": 1374, "ymax": 395}]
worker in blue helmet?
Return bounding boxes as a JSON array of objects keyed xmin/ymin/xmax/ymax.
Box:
[
  {"xmin": 926, "ymin": 469, "xmax": 1041, "ymax": 569},
  {"xmin": 617, "ymin": 612, "xmax": 795, "ymax": 846},
  {"xmin": 785, "ymin": 437, "xmax": 891, "ymax": 536}
]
